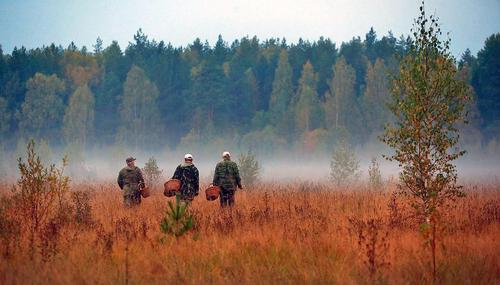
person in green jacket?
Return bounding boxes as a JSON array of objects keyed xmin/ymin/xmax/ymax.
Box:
[
  {"xmin": 213, "ymin": 151, "xmax": 242, "ymax": 207},
  {"xmin": 117, "ymin": 157, "xmax": 145, "ymax": 207}
]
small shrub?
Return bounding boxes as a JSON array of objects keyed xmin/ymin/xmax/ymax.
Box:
[
  {"xmin": 368, "ymin": 157, "xmax": 382, "ymax": 189},
  {"xmin": 348, "ymin": 217, "xmax": 390, "ymax": 281},
  {"xmin": 71, "ymin": 190, "xmax": 93, "ymax": 226},
  {"xmin": 238, "ymin": 150, "xmax": 260, "ymax": 187},
  {"xmin": 330, "ymin": 141, "xmax": 360, "ymax": 185},
  {"xmin": 14, "ymin": 139, "xmax": 70, "ymax": 259},
  {"xmin": 160, "ymin": 195, "xmax": 195, "ymax": 238},
  {"xmin": 142, "ymin": 157, "xmax": 163, "ymax": 189}
]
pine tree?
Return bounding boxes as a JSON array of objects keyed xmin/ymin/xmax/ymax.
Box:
[
  {"xmin": 160, "ymin": 195, "xmax": 195, "ymax": 238},
  {"xmin": 294, "ymin": 61, "xmax": 323, "ymax": 135},
  {"xmin": 213, "ymin": 35, "xmax": 229, "ymax": 65},
  {"xmin": 117, "ymin": 65, "xmax": 162, "ymax": 149},
  {"xmin": 365, "ymin": 27, "xmax": 378, "ymax": 62},
  {"xmin": 95, "ymin": 71, "xmax": 122, "ymax": 144},
  {"xmin": 63, "ymin": 84, "xmax": 95, "ymax": 149},
  {"xmin": 239, "ymin": 68, "xmax": 259, "ymax": 131},
  {"xmin": 310, "ymin": 37, "xmax": 338, "ymax": 96},
  {"xmin": 269, "ymin": 50, "xmax": 294, "ymax": 137},
  {"xmin": 339, "ymin": 37, "xmax": 368, "ymax": 96},
  {"xmin": 325, "ymin": 56, "xmax": 363, "ymax": 141},
  {"xmin": 93, "ymin": 37, "xmax": 104, "ymax": 54},
  {"xmin": 362, "ymin": 58, "xmax": 391, "ymax": 134},
  {"xmin": 188, "ymin": 60, "xmax": 228, "ymax": 136},
  {"xmin": 0, "ymin": 97, "xmax": 10, "ymax": 136},
  {"xmin": 472, "ymin": 33, "xmax": 500, "ymax": 137},
  {"xmin": 457, "ymin": 62, "xmax": 483, "ymax": 147}
]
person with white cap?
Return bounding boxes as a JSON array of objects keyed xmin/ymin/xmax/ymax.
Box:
[
  {"xmin": 171, "ymin": 153, "xmax": 200, "ymax": 202},
  {"xmin": 213, "ymin": 151, "xmax": 242, "ymax": 207},
  {"xmin": 117, "ymin": 157, "xmax": 145, "ymax": 207}
]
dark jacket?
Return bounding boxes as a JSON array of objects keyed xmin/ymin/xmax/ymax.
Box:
[{"xmin": 172, "ymin": 162, "xmax": 200, "ymax": 196}]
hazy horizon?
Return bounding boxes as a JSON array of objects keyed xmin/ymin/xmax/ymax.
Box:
[{"xmin": 1, "ymin": 139, "xmax": 499, "ymax": 185}]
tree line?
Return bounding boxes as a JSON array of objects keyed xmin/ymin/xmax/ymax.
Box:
[{"xmin": 0, "ymin": 29, "xmax": 498, "ymax": 155}]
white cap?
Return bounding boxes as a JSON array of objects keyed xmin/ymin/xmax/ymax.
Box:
[
  {"xmin": 222, "ymin": 151, "xmax": 231, "ymax": 158},
  {"xmin": 184, "ymin": 153, "xmax": 193, "ymax": 160}
]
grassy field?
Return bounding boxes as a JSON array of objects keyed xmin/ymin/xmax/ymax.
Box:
[{"xmin": 0, "ymin": 181, "xmax": 498, "ymax": 284}]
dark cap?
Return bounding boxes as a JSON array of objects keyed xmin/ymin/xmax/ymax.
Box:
[{"xmin": 126, "ymin": 157, "xmax": 136, "ymax": 163}]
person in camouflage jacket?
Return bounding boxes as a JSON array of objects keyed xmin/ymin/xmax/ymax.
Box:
[
  {"xmin": 213, "ymin": 151, "xmax": 242, "ymax": 207},
  {"xmin": 172, "ymin": 154, "xmax": 199, "ymax": 202},
  {"xmin": 117, "ymin": 157, "xmax": 145, "ymax": 206}
]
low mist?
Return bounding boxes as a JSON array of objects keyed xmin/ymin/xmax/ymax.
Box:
[{"xmin": 1, "ymin": 140, "xmax": 498, "ymax": 186}]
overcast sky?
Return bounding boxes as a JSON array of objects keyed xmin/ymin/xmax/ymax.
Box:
[{"xmin": 1, "ymin": 0, "xmax": 499, "ymax": 57}]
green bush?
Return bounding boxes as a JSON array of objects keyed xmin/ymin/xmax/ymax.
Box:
[
  {"xmin": 160, "ymin": 195, "xmax": 195, "ymax": 238},
  {"xmin": 330, "ymin": 141, "xmax": 360, "ymax": 186},
  {"xmin": 238, "ymin": 150, "xmax": 260, "ymax": 187}
]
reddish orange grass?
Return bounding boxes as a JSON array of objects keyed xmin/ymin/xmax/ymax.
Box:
[{"xmin": 0, "ymin": 181, "xmax": 498, "ymax": 284}]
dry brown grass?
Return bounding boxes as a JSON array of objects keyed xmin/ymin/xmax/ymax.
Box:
[{"xmin": 0, "ymin": 181, "xmax": 498, "ymax": 284}]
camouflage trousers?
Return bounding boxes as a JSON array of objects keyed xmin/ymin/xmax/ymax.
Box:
[
  {"xmin": 220, "ymin": 187, "xmax": 235, "ymax": 208},
  {"xmin": 123, "ymin": 184, "xmax": 141, "ymax": 207}
]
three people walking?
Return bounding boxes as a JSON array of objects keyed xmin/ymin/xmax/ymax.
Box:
[{"xmin": 117, "ymin": 151, "xmax": 242, "ymax": 207}]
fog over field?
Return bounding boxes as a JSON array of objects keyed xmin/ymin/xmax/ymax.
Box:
[{"xmin": 1, "ymin": 141, "xmax": 498, "ymax": 185}]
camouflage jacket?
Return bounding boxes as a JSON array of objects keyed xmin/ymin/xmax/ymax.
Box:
[
  {"xmin": 117, "ymin": 166, "xmax": 145, "ymax": 191},
  {"xmin": 213, "ymin": 158, "xmax": 242, "ymax": 190},
  {"xmin": 172, "ymin": 163, "xmax": 200, "ymax": 196}
]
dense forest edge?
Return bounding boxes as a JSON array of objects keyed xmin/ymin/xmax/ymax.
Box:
[{"xmin": 0, "ymin": 29, "xmax": 499, "ymax": 173}]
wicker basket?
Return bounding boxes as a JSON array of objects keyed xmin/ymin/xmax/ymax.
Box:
[
  {"xmin": 205, "ymin": 185, "xmax": 221, "ymax": 201},
  {"xmin": 140, "ymin": 186, "xmax": 150, "ymax": 198},
  {"xmin": 164, "ymin": 179, "xmax": 181, "ymax": 197}
]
